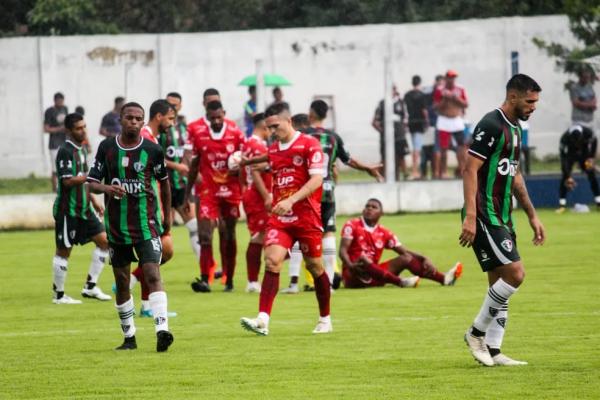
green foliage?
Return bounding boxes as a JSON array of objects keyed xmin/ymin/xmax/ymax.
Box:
[{"xmin": 27, "ymin": 0, "xmax": 118, "ymax": 35}]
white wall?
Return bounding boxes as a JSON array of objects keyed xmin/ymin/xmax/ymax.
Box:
[{"xmin": 0, "ymin": 15, "xmax": 590, "ymax": 178}]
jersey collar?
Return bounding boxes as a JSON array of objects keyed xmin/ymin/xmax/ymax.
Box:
[
  {"xmin": 278, "ymin": 131, "xmax": 301, "ymax": 151},
  {"xmin": 209, "ymin": 122, "xmax": 228, "ymax": 140},
  {"xmin": 116, "ymin": 135, "xmax": 143, "ymax": 151},
  {"xmin": 496, "ymin": 108, "xmax": 518, "ymax": 129},
  {"xmin": 66, "ymin": 139, "xmax": 82, "ymax": 150},
  {"xmin": 361, "ymin": 217, "xmax": 378, "ymax": 233}
]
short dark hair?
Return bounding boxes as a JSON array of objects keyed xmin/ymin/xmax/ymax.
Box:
[
  {"xmin": 203, "ymin": 88, "xmax": 220, "ymax": 98},
  {"xmin": 412, "ymin": 75, "xmax": 421, "ymax": 86},
  {"xmin": 206, "ymin": 100, "xmax": 223, "ymax": 112},
  {"xmin": 249, "ymin": 85, "xmax": 256, "ymax": 95},
  {"xmin": 149, "ymin": 99, "xmax": 172, "ymax": 120},
  {"xmin": 114, "ymin": 96, "xmax": 125, "ymax": 105},
  {"xmin": 435, "ymin": 74, "xmax": 444, "ymax": 82},
  {"xmin": 166, "ymin": 92, "xmax": 181, "ymax": 100},
  {"xmin": 272, "ymin": 86, "xmax": 282, "ymax": 95},
  {"xmin": 310, "ymin": 100, "xmax": 328, "ymax": 120},
  {"xmin": 506, "ymin": 74, "xmax": 542, "ymax": 93},
  {"xmin": 64, "ymin": 113, "xmax": 83, "ymax": 130},
  {"xmin": 54, "ymin": 92, "xmax": 64, "ymax": 100},
  {"xmin": 367, "ymin": 198, "xmax": 383, "ymax": 211},
  {"xmin": 252, "ymin": 112, "xmax": 265, "ymax": 125},
  {"xmin": 291, "ymin": 113, "xmax": 309, "ymax": 128},
  {"xmin": 75, "ymin": 106, "xmax": 85, "ymax": 116},
  {"xmin": 265, "ymin": 102, "xmax": 289, "ymax": 117},
  {"xmin": 120, "ymin": 101, "xmax": 144, "ymax": 116}
]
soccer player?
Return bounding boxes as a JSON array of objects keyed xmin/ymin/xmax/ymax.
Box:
[
  {"xmin": 241, "ymin": 113, "xmax": 272, "ymax": 293},
  {"xmin": 282, "ymin": 100, "xmax": 383, "ymax": 294},
  {"xmin": 87, "ymin": 102, "xmax": 174, "ymax": 352},
  {"xmin": 240, "ymin": 103, "xmax": 332, "ymax": 336},
  {"xmin": 186, "ymin": 100, "xmax": 245, "ymax": 292},
  {"xmin": 340, "ymin": 199, "xmax": 462, "ymax": 289},
  {"xmin": 460, "ymin": 74, "xmax": 545, "ymax": 366},
  {"xmin": 52, "ymin": 113, "xmax": 111, "ymax": 304},
  {"xmin": 557, "ymin": 125, "xmax": 600, "ymax": 211}
]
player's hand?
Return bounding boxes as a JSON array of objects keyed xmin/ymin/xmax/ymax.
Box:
[
  {"xmin": 175, "ymin": 163, "xmax": 189, "ymax": 175},
  {"xmin": 529, "ymin": 216, "xmax": 545, "ymax": 246},
  {"xmin": 264, "ymin": 194, "xmax": 273, "ymax": 212},
  {"xmin": 239, "ymin": 155, "xmax": 250, "ymax": 168},
  {"xmin": 357, "ymin": 254, "xmax": 373, "ymax": 266},
  {"xmin": 105, "ymin": 184, "xmax": 127, "ymax": 199},
  {"xmin": 272, "ymin": 198, "xmax": 294, "ymax": 215},
  {"xmin": 584, "ymin": 158, "xmax": 594, "ymax": 171},
  {"xmin": 459, "ymin": 215, "xmax": 476, "ymax": 247},
  {"xmin": 368, "ymin": 164, "xmax": 384, "ymax": 182}
]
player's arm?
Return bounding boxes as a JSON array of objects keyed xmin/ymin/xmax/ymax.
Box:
[
  {"xmin": 339, "ymin": 237, "xmax": 360, "ymax": 270},
  {"xmin": 513, "ymin": 171, "xmax": 545, "ymax": 246},
  {"xmin": 86, "ymin": 143, "xmax": 126, "ymax": 198},
  {"xmin": 251, "ymin": 168, "xmax": 272, "ymax": 211},
  {"xmin": 166, "ymin": 159, "xmax": 189, "ymax": 175},
  {"xmin": 460, "ymin": 155, "xmax": 484, "ymax": 247},
  {"xmin": 185, "ymin": 155, "xmax": 200, "ymax": 200},
  {"xmin": 371, "ymin": 106, "xmax": 383, "ymax": 134},
  {"xmin": 240, "ymin": 154, "xmax": 268, "ymax": 167},
  {"xmin": 336, "ymin": 133, "xmax": 383, "ymax": 182},
  {"xmin": 154, "ymin": 150, "xmax": 172, "ymax": 233},
  {"xmin": 56, "ymin": 150, "xmax": 86, "ymax": 187},
  {"xmin": 272, "ymin": 173, "xmax": 322, "ymax": 216}
]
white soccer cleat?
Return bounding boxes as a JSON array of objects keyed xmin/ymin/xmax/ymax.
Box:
[
  {"xmin": 492, "ymin": 353, "xmax": 528, "ymax": 366},
  {"xmin": 245, "ymin": 282, "xmax": 261, "ymax": 293},
  {"xmin": 312, "ymin": 319, "xmax": 333, "ymax": 334},
  {"xmin": 53, "ymin": 294, "xmax": 82, "ymax": 304},
  {"xmin": 240, "ymin": 317, "xmax": 269, "ymax": 336},
  {"xmin": 401, "ymin": 276, "xmax": 420, "ymax": 288},
  {"xmin": 81, "ymin": 286, "xmax": 112, "ymax": 301},
  {"xmin": 464, "ymin": 329, "xmax": 494, "ymax": 367},
  {"xmin": 444, "ymin": 262, "xmax": 463, "ymax": 286},
  {"xmin": 280, "ymin": 284, "xmax": 299, "ymax": 294}
]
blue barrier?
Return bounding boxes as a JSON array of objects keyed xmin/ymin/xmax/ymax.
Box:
[{"xmin": 525, "ymin": 173, "xmax": 600, "ymax": 208}]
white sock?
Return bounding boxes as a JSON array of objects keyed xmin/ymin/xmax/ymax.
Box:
[
  {"xmin": 129, "ymin": 274, "xmax": 138, "ymax": 290},
  {"xmin": 559, "ymin": 198, "xmax": 567, "ymax": 206},
  {"xmin": 322, "ymin": 236, "xmax": 336, "ymax": 284},
  {"xmin": 115, "ymin": 297, "xmax": 136, "ymax": 338},
  {"xmin": 185, "ymin": 219, "xmax": 201, "ymax": 260},
  {"xmin": 473, "ymin": 278, "xmax": 517, "ymax": 332},
  {"xmin": 86, "ymin": 248, "xmax": 108, "ymax": 287},
  {"xmin": 149, "ymin": 291, "xmax": 169, "ymax": 333},
  {"xmin": 141, "ymin": 299, "xmax": 151, "ymax": 310},
  {"xmin": 52, "ymin": 256, "xmax": 68, "ymax": 294},
  {"xmin": 485, "ymin": 302, "xmax": 509, "ymax": 350},
  {"xmin": 289, "ymin": 242, "xmax": 302, "ymax": 278},
  {"xmin": 258, "ymin": 311, "xmax": 270, "ymax": 325},
  {"xmin": 595, "ymin": 196, "xmax": 600, "ymax": 204},
  {"xmin": 319, "ymin": 315, "xmax": 331, "ymax": 324}
]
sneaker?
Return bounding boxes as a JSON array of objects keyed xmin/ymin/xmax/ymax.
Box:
[
  {"xmin": 52, "ymin": 294, "xmax": 82, "ymax": 304},
  {"xmin": 156, "ymin": 330, "xmax": 174, "ymax": 352},
  {"xmin": 444, "ymin": 262, "xmax": 463, "ymax": 286},
  {"xmin": 115, "ymin": 336, "xmax": 137, "ymax": 350},
  {"xmin": 240, "ymin": 317, "xmax": 269, "ymax": 336},
  {"xmin": 223, "ymin": 284, "xmax": 234, "ymax": 293},
  {"xmin": 191, "ymin": 278, "xmax": 211, "ymax": 293},
  {"xmin": 280, "ymin": 284, "xmax": 299, "ymax": 294},
  {"xmin": 492, "ymin": 353, "xmax": 528, "ymax": 366},
  {"xmin": 312, "ymin": 319, "xmax": 333, "ymax": 334},
  {"xmin": 303, "ymin": 284, "xmax": 315, "ymax": 292},
  {"xmin": 81, "ymin": 286, "xmax": 112, "ymax": 301},
  {"xmin": 464, "ymin": 328, "xmax": 494, "ymax": 367},
  {"xmin": 401, "ymin": 276, "xmax": 420, "ymax": 288},
  {"xmin": 245, "ymin": 282, "xmax": 261, "ymax": 293}
]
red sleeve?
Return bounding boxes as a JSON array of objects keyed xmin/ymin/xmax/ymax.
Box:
[
  {"xmin": 306, "ymin": 138, "xmax": 325, "ymax": 175},
  {"xmin": 383, "ymin": 228, "xmax": 401, "ymax": 249},
  {"xmin": 341, "ymin": 221, "xmax": 354, "ymax": 240},
  {"xmin": 460, "ymin": 87, "xmax": 468, "ymax": 103},
  {"xmin": 432, "ymin": 88, "xmax": 442, "ymax": 104}
]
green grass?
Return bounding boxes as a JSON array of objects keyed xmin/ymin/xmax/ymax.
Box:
[
  {"xmin": 1, "ymin": 210, "xmax": 599, "ymax": 399},
  {"xmin": 0, "ymin": 176, "xmax": 52, "ymax": 195}
]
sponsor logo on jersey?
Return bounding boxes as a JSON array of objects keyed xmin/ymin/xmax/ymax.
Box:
[
  {"xmin": 292, "ymin": 155, "xmax": 304, "ymax": 166},
  {"xmin": 343, "ymin": 226, "xmax": 353, "ymax": 237},
  {"xmin": 311, "ymin": 151, "xmax": 323, "ymax": 163},
  {"xmin": 375, "ymin": 240, "xmax": 384, "ymax": 249},
  {"xmin": 111, "ymin": 177, "xmax": 144, "ymax": 194},
  {"xmin": 133, "ymin": 161, "xmax": 145, "ymax": 173},
  {"xmin": 69, "ymin": 230, "xmax": 76, "ymax": 239},
  {"xmin": 166, "ymin": 145, "xmax": 185, "ymax": 159},
  {"xmin": 121, "ymin": 157, "xmax": 129, "ymax": 167},
  {"xmin": 211, "ymin": 160, "xmax": 227, "ymax": 170},
  {"xmin": 276, "ymin": 176, "xmax": 294, "ymax": 187},
  {"xmin": 497, "ymin": 158, "xmax": 518, "ymax": 177},
  {"xmin": 226, "ymin": 144, "xmax": 235, "ymax": 153},
  {"xmin": 501, "ymin": 239, "xmax": 513, "ymax": 252}
]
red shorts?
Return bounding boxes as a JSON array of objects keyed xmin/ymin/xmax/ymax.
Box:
[
  {"xmin": 438, "ymin": 130, "xmax": 452, "ymax": 150},
  {"xmin": 264, "ymin": 224, "xmax": 322, "ymax": 258},
  {"xmin": 342, "ymin": 261, "xmax": 391, "ymax": 288},
  {"xmin": 243, "ymin": 190, "xmax": 269, "ymax": 236},
  {"xmin": 198, "ymin": 194, "xmax": 240, "ymax": 220}
]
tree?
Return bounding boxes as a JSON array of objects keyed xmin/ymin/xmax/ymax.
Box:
[{"xmin": 27, "ymin": 0, "xmax": 118, "ymax": 35}]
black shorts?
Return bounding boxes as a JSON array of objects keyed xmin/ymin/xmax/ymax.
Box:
[
  {"xmin": 54, "ymin": 213, "xmax": 104, "ymax": 249},
  {"xmin": 452, "ymin": 130, "xmax": 466, "ymax": 146},
  {"xmin": 171, "ymin": 187, "xmax": 187, "ymax": 209},
  {"xmin": 395, "ymin": 138, "xmax": 410, "ymax": 157},
  {"xmin": 109, "ymin": 238, "xmax": 163, "ymax": 268},
  {"xmin": 321, "ymin": 202, "xmax": 336, "ymax": 233},
  {"xmin": 472, "ymin": 219, "xmax": 520, "ymax": 272}
]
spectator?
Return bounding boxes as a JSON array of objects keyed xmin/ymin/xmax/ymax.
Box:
[
  {"xmin": 372, "ymin": 85, "xmax": 408, "ymax": 180},
  {"xmin": 43, "ymin": 92, "xmax": 68, "ymax": 192},
  {"xmin": 99, "ymin": 96, "xmax": 125, "ymax": 138},
  {"xmin": 269, "ymin": 86, "xmax": 290, "ymax": 111},
  {"xmin": 75, "ymin": 105, "xmax": 85, "ymax": 116},
  {"xmin": 433, "ymin": 70, "xmax": 468, "ymax": 178},
  {"xmin": 420, "ymin": 127, "xmax": 436, "ymax": 179},
  {"xmin": 424, "ymin": 75, "xmax": 444, "ymax": 179},
  {"xmin": 404, "ymin": 75, "xmax": 429, "ymax": 179},
  {"xmin": 243, "ymin": 85, "xmax": 257, "ymax": 137},
  {"xmin": 570, "ymin": 66, "xmax": 597, "ymax": 129}
]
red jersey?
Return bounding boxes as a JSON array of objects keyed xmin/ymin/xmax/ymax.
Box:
[
  {"xmin": 190, "ymin": 121, "xmax": 245, "ymax": 198},
  {"xmin": 187, "ymin": 117, "xmax": 238, "ymax": 147},
  {"xmin": 341, "ymin": 217, "xmax": 401, "ymax": 265},
  {"xmin": 242, "ymin": 135, "xmax": 272, "ymax": 196},
  {"xmin": 140, "ymin": 125, "xmax": 158, "ymax": 144},
  {"xmin": 432, "ymin": 84, "xmax": 468, "ymax": 105},
  {"xmin": 267, "ymin": 132, "xmax": 324, "ymax": 228}
]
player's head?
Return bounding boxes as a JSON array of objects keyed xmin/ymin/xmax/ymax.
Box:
[
  {"xmin": 64, "ymin": 113, "xmax": 86, "ymax": 143},
  {"xmin": 206, "ymin": 100, "xmax": 225, "ymax": 132},
  {"xmin": 203, "ymin": 88, "xmax": 220, "ymax": 107},
  {"xmin": 412, "ymin": 75, "xmax": 421, "ymax": 87},
  {"xmin": 362, "ymin": 198, "xmax": 383, "ymax": 224},
  {"xmin": 114, "ymin": 96, "xmax": 125, "ymax": 110},
  {"xmin": 272, "ymin": 86, "xmax": 283, "ymax": 101},
  {"xmin": 265, "ymin": 103, "xmax": 294, "ymax": 141},
  {"xmin": 252, "ymin": 112, "xmax": 269, "ymax": 139},
  {"xmin": 291, "ymin": 113, "xmax": 310, "ymax": 131},
  {"xmin": 150, "ymin": 99, "xmax": 175, "ymax": 130},
  {"xmin": 505, "ymin": 74, "xmax": 542, "ymax": 121},
  {"xmin": 166, "ymin": 92, "xmax": 182, "ymax": 112},
  {"xmin": 54, "ymin": 92, "xmax": 64, "ymax": 107},
  {"xmin": 120, "ymin": 102, "xmax": 145, "ymax": 138},
  {"xmin": 309, "ymin": 100, "xmax": 328, "ymax": 122}
]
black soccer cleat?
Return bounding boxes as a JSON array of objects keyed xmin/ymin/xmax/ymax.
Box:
[
  {"xmin": 223, "ymin": 284, "xmax": 234, "ymax": 293},
  {"xmin": 332, "ymin": 272, "xmax": 341, "ymax": 290},
  {"xmin": 115, "ymin": 336, "xmax": 137, "ymax": 350},
  {"xmin": 303, "ymin": 284, "xmax": 315, "ymax": 292},
  {"xmin": 156, "ymin": 330, "xmax": 174, "ymax": 352},
  {"xmin": 191, "ymin": 278, "xmax": 211, "ymax": 293}
]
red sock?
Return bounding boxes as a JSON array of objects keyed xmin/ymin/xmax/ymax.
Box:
[
  {"xmin": 407, "ymin": 257, "xmax": 445, "ymax": 284},
  {"xmin": 364, "ymin": 263, "xmax": 402, "ymax": 286},
  {"xmin": 259, "ymin": 271, "xmax": 279, "ymax": 315},
  {"xmin": 246, "ymin": 242, "xmax": 262, "ymax": 282},
  {"xmin": 224, "ymin": 240, "xmax": 237, "ymax": 286},
  {"xmin": 132, "ymin": 265, "xmax": 143, "ymax": 281},
  {"xmin": 314, "ymin": 272, "xmax": 331, "ymax": 317},
  {"xmin": 200, "ymin": 244, "xmax": 213, "ymax": 281}
]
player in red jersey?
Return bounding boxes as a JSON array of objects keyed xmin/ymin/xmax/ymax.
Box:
[
  {"xmin": 240, "ymin": 113, "xmax": 272, "ymax": 293},
  {"xmin": 186, "ymin": 100, "xmax": 245, "ymax": 292},
  {"xmin": 340, "ymin": 198, "xmax": 463, "ymax": 289},
  {"xmin": 240, "ymin": 103, "xmax": 332, "ymax": 335}
]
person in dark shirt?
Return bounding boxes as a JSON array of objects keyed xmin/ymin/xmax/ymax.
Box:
[
  {"xmin": 404, "ymin": 75, "xmax": 429, "ymax": 179},
  {"xmin": 99, "ymin": 96, "xmax": 125, "ymax": 138},
  {"xmin": 44, "ymin": 92, "xmax": 69, "ymax": 192}
]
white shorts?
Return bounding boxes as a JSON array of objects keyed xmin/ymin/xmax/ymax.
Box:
[{"xmin": 436, "ymin": 115, "xmax": 465, "ymax": 132}]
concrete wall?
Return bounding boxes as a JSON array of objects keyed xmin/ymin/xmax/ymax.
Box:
[{"xmin": 0, "ymin": 15, "xmax": 591, "ymax": 178}]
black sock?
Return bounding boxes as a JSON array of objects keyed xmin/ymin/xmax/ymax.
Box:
[
  {"xmin": 470, "ymin": 326, "xmax": 486, "ymax": 337},
  {"xmin": 290, "ymin": 276, "xmax": 299, "ymax": 285},
  {"xmin": 201, "ymin": 274, "xmax": 209, "ymax": 283},
  {"xmin": 56, "ymin": 291, "xmax": 64, "ymax": 299},
  {"xmin": 86, "ymin": 281, "xmax": 96, "ymax": 290},
  {"xmin": 487, "ymin": 346, "xmax": 501, "ymax": 357}
]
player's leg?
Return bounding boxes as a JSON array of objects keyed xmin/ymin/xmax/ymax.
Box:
[
  {"xmin": 111, "ymin": 244, "xmax": 137, "ymax": 350},
  {"xmin": 221, "ymin": 215, "xmax": 238, "ymax": 291},
  {"xmin": 281, "ymin": 241, "xmax": 302, "ymax": 293},
  {"xmin": 304, "ymin": 253, "xmax": 332, "ymax": 334},
  {"xmin": 245, "ymin": 230, "xmax": 264, "ymax": 293},
  {"xmin": 321, "ymin": 202, "xmax": 338, "ymax": 287},
  {"xmin": 433, "ymin": 130, "xmax": 441, "ymax": 179},
  {"xmin": 177, "ymin": 203, "xmax": 201, "ymax": 260},
  {"xmin": 52, "ymin": 215, "xmax": 81, "ymax": 304},
  {"xmin": 387, "ymin": 253, "xmax": 462, "ymax": 286},
  {"xmin": 581, "ymin": 159, "xmax": 600, "ymax": 207},
  {"xmin": 192, "ymin": 195, "xmax": 218, "ymax": 292},
  {"xmin": 81, "ymin": 229, "xmax": 111, "ymax": 301},
  {"xmin": 411, "ymin": 132, "xmax": 422, "ymax": 179},
  {"xmin": 558, "ymin": 157, "xmax": 575, "ymax": 211}
]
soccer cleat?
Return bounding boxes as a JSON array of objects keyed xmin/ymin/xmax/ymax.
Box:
[
  {"xmin": 464, "ymin": 328, "xmax": 494, "ymax": 367},
  {"xmin": 223, "ymin": 284, "xmax": 234, "ymax": 293},
  {"xmin": 312, "ymin": 320, "xmax": 333, "ymax": 334},
  {"xmin": 115, "ymin": 336, "xmax": 137, "ymax": 350},
  {"xmin": 81, "ymin": 286, "xmax": 112, "ymax": 301},
  {"xmin": 245, "ymin": 282, "xmax": 261, "ymax": 293},
  {"xmin": 53, "ymin": 294, "xmax": 82, "ymax": 304},
  {"xmin": 240, "ymin": 317, "xmax": 269, "ymax": 336},
  {"xmin": 191, "ymin": 278, "xmax": 211, "ymax": 293},
  {"xmin": 303, "ymin": 284, "xmax": 315, "ymax": 292},
  {"xmin": 492, "ymin": 353, "xmax": 528, "ymax": 366},
  {"xmin": 156, "ymin": 330, "xmax": 174, "ymax": 352},
  {"xmin": 280, "ymin": 284, "xmax": 300, "ymax": 294},
  {"xmin": 444, "ymin": 262, "xmax": 463, "ymax": 286},
  {"xmin": 555, "ymin": 206, "xmax": 566, "ymax": 214},
  {"xmin": 401, "ymin": 276, "xmax": 420, "ymax": 288},
  {"xmin": 332, "ymin": 272, "xmax": 342, "ymax": 290}
]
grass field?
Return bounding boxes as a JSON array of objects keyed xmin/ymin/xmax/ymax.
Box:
[{"xmin": 1, "ymin": 210, "xmax": 599, "ymax": 399}]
